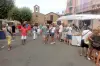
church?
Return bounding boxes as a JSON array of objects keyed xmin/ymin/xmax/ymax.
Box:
[{"xmin": 32, "ymin": 5, "xmax": 60, "ymax": 24}]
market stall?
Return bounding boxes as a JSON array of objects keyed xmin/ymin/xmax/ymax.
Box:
[{"xmin": 57, "ymin": 14, "xmax": 100, "ymax": 46}]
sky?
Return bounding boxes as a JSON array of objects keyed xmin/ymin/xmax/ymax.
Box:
[{"xmin": 15, "ymin": 0, "xmax": 67, "ymax": 14}]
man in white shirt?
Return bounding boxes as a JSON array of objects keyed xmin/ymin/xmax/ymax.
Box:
[{"xmin": 59, "ymin": 24, "xmax": 63, "ymax": 41}]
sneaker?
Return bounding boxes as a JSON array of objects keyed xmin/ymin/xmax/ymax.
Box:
[
  {"xmin": 1, "ymin": 46, "xmax": 4, "ymax": 48},
  {"xmin": 53, "ymin": 42, "xmax": 56, "ymax": 44},
  {"xmin": 8, "ymin": 48, "xmax": 11, "ymax": 51},
  {"xmin": 87, "ymin": 57, "xmax": 91, "ymax": 60},
  {"xmin": 50, "ymin": 42, "xmax": 54, "ymax": 44},
  {"xmin": 12, "ymin": 40, "xmax": 15, "ymax": 41},
  {"xmin": 80, "ymin": 54, "xmax": 82, "ymax": 56}
]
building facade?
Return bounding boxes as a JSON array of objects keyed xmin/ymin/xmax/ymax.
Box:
[
  {"xmin": 45, "ymin": 12, "xmax": 60, "ymax": 24},
  {"xmin": 32, "ymin": 5, "xmax": 45, "ymax": 24},
  {"xmin": 32, "ymin": 5, "xmax": 60, "ymax": 24},
  {"xmin": 66, "ymin": 0, "xmax": 76, "ymax": 14},
  {"xmin": 66, "ymin": 0, "xmax": 100, "ymax": 29}
]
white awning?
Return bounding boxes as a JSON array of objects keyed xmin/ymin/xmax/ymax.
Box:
[{"xmin": 57, "ymin": 14, "xmax": 100, "ymax": 21}]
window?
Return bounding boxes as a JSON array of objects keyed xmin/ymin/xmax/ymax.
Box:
[
  {"xmin": 36, "ymin": 15, "xmax": 38, "ymax": 17},
  {"xmin": 50, "ymin": 15, "xmax": 53, "ymax": 21}
]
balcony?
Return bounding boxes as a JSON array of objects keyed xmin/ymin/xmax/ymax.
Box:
[
  {"xmin": 92, "ymin": 0, "xmax": 100, "ymax": 10},
  {"xmin": 75, "ymin": 1, "xmax": 100, "ymax": 13}
]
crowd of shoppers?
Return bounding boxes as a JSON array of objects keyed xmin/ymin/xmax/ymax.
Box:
[{"xmin": 2, "ymin": 21, "xmax": 100, "ymax": 66}]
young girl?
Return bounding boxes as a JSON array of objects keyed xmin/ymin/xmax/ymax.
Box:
[{"xmin": 20, "ymin": 24, "xmax": 29, "ymax": 45}]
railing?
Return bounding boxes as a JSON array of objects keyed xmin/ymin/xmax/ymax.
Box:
[{"xmin": 75, "ymin": 0, "xmax": 100, "ymax": 13}]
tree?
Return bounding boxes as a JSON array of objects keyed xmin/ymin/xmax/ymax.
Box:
[
  {"xmin": 8, "ymin": 7, "xmax": 20, "ymax": 20},
  {"xmin": 8, "ymin": 7, "xmax": 32, "ymax": 24},
  {"xmin": 19, "ymin": 7, "xmax": 32, "ymax": 23},
  {"xmin": 0, "ymin": 0, "xmax": 14, "ymax": 19}
]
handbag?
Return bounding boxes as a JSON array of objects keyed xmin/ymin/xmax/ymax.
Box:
[
  {"xmin": 84, "ymin": 39, "xmax": 90, "ymax": 45},
  {"xmin": 82, "ymin": 31, "xmax": 90, "ymax": 45}
]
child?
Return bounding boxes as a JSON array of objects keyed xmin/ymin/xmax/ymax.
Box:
[{"xmin": 20, "ymin": 24, "xmax": 29, "ymax": 45}]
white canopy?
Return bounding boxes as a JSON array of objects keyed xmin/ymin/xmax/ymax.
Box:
[{"xmin": 57, "ymin": 14, "xmax": 100, "ymax": 21}]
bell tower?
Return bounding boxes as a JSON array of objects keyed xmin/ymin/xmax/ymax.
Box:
[{"xmin": 34, "ymin": 5, "xmax": 40, "ymax": 13}]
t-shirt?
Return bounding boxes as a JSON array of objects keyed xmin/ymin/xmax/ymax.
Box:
[
  {"xmin": 59, "ymin": 25, "xmax": 63, "ymax": 33},
  {"xmin": 17, "ymin": 25, "xmax": 21, "ymax": 29},
  {"xmin": 42, "ymin": 26, "xmax": 47, "ymax": 35},
  {"xmin": 66, "ymin": 27, "xmax": 72, "ymax": 35},
  {"xmin": 32, "ymin": 26, "xmax": 37, "ymax": 32},
  {"xmin": 3, "ymin": 26, "xmax": 12, "ymax": 36},
  {"xmin": 20, "ymin": 26, "xmax": 28, "ymax": 36},
  {"xmin": 82, "ymin": 30, "xmax": 92, "ymax": 40},
  {"xmin": 51, "ymin": 27, "xmax": 56, "ymax": 33}
]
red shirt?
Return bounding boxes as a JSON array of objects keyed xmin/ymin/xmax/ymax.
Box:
[
  {"xmin": 17, "ymin": 25, "xmax": 21, "ymax": 29},
  {"xmin": 20, "ymin": 26, "xmax": 28, "ymax": 36},
  {"xmin": 28, "ymin": 25, "xmax": 31, "ymax": 30}
]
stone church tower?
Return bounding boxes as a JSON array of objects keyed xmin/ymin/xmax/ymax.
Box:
[
  {"xmin": 34, "ymin": 5, "xmax": 40, "ymax": 13},
  {"xmin": 32, "ymin": 5, "xmax": 45, "ymax": 24}
]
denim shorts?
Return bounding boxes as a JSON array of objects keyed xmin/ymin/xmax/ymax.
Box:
[
  {"xmin": 67, "ymin": 35, "xmax": 72, "ymax": 40},
  {"xmin": 50, "ymin": 33, "xmax": 55, "ymax": 37}
]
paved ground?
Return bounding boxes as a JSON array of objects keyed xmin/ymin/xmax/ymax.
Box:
[{"xmin": 0, "ymin": 36, "xmax": 95, "ymax": 66}]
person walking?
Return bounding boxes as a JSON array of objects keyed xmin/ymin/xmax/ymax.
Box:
[
  {"xmin": 80, "ymin": 28, "xmax": 92, "ymax": 57},
  {"xmin": 50, "ymin": 24, "xmax": 56, "ymax": 44},
  {"xmin": 44, "ymin": 24, "xmax": 50, "ymax": 44},
  {"xmin": 66, "ymin": 24, "xmax": 73, "ymax": 45},
  {"xmin": 2, "ymin": 24, "xmax": 12, "ymax": 51},
  {"xmin": 20, "ymin": 24, "xmax": 29, "ymax": 45},
  {"xmin": 58, "ymin": 23, "xmax": 63, "ymax": 41},
  {"xmin": 32, "ymin": 25, "xmax": 38, "ymax": 40},
  {"xmin": 41, "ymin": 23, "xmax": 48, "ymax": 44}
]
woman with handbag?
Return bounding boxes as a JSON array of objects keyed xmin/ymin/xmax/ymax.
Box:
[
  {"xmin": 80, "ymin": 28, "xmax": 92, "ymax": 58},
  {"xmin": 2, "ymin": 24, "xmax": 12, "ymax": 51},
  {"xmin": 90, "ymin": 29, "xmax": 100, "ymax": 66}
]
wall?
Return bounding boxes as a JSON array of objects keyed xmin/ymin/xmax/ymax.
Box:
[
  {"xmin": 32, "ymin": 13, "xmax": 45, "ymax": 24},
  {"xmin": 45, "ymin": 12, "xmax": 59, "ymax": 22},
  {"xmin": 38, "ymin": 13, "xmax": 45, "ymax": 24}
]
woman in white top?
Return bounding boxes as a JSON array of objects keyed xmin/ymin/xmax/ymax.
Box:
[
  {"xmin": 50, "ymin": 24, "xmax": 56, "ymax": 44},
  {"xmin": 66, "ymin": 24, "xmax": 72, "ymax": 45}
]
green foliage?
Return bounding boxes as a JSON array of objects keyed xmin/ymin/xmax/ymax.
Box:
[
  {"xmin": 0, "ymin": 0, "xmax": 14, "ymax": 19},
  {"xmin": 8, "ymin": 7, "xmax": 32, "ymax": 23},
  {"xmin": 19, "ymin": 7, "xmax": 32, "ymax": 22},
  {"xmin": 8, "ymin": 7, "xmax": 20, "ymax": 20}
]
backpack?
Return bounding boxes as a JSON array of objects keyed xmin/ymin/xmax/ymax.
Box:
[{"xmin": 91, "ymin": 35, "xmax": 100, "ymax": 48}]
